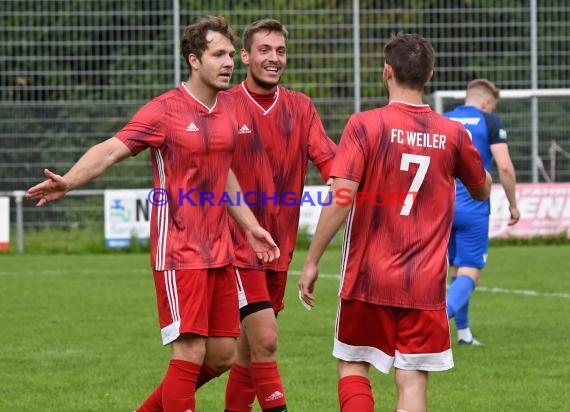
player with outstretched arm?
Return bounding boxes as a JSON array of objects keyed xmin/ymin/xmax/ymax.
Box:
[{"xmin": 27, "ymin": 16, "xmax": 279, "ymax": 412}]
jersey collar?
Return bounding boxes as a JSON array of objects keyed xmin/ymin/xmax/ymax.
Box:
[
  {"xmin": 180, "ymin": 82, "xmax": 218, "ymax": 114},
  {"xmin": 240, "ymin": 81, "xmax": 280, "ymax": 115}
]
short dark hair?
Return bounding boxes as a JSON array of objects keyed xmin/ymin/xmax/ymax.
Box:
[
  {"xmin": 383, "ymin": 33, "xmax": 435, "ymax": 90},
  {"xmin": 180, "ymin": 16, "xmax": 237, "ymax": 69},
  {"xmin": 242, "ymin": 19, "xmax": 288, "ymax": 52},
  {"xmin": 467, "ymin": 78, "xmax": 500, "ymax": 100}
]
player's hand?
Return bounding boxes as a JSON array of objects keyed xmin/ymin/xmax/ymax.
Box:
[
  {"xmin": 298, "ymin": 261, "xmax": 319, "ymax": 309},
  {"xmin": 25, "ymin": 169, "xmax": 70, "ymax": 206},
  {"xmin": 245, "ymin": 226, "xmax": 280, "ymax": 263},
  {"xmin": 508, "ymin": 205, "xmax": 520, "ymax": 226}
]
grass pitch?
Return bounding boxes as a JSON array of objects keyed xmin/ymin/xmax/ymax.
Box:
[{"xmin": 0, "ymin": 245, "xmax": 569, "ymax": 411}]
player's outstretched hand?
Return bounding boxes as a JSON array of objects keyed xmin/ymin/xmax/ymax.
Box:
[
  {"xmin": 245, "ymin": 226, "xmax": 280, "ymax": 263},
  {"xmin": 26, "ymin": 169, "xmax": 70, "ymax": 206},
  {"xmin": 298, "ymin": 261, "xmax": 319, "ymax": 310}
]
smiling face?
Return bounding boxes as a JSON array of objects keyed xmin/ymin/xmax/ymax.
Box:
[
  {"xmin": 241, "ymin": 30, "xmax": 287, "ymax": 93},
  {"xmin": 190, "ymin": 30, "xmax": 235, "ymax": 92}
]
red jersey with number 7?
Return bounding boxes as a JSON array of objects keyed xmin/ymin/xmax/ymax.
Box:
[{"xmin": 331, "ymin": 102, "xmax": 486, "ymax": 310}]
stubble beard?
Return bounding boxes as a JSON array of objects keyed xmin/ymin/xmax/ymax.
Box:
[{"xmin": 250, "ymin": 70, "xmax": 281, "ymax": 92}]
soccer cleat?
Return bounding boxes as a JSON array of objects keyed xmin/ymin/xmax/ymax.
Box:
[{"xmin": 458, "ymin": 337, "xmax": 483, "ymax": 346}]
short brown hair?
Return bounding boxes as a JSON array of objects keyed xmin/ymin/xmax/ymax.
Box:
[
  {"xmin": 180, "ymin": 16, "xmax": 237, "ymax": 69},
  {"xmin": 383, "ymin": 33, "xmax": 435, "ymax": 90},
  {"xmin": 241, "ymin": 19, "xmax": 288, "ymax": 52},
  {"xmin": 467, "ymin": 78, "xmax": 500, "ymax": 100}
]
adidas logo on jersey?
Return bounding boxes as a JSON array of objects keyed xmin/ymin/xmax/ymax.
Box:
[
  {"xmin": 185, "ymin": 122, "xmax": 199, "ymax": 132},
  {"xmin": 238, "ymin": 124, "xmax": 252, "ymax": 134},
  {"xmin": 265, "ymin": 390, "xmax": 284, "ymax": 402}
]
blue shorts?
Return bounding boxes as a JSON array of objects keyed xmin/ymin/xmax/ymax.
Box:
[{"xmin": 448, "ymin": 212, "xmax": 489, "ymax": 269}]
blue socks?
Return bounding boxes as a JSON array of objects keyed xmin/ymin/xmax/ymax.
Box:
[
  {"xmin": 455, "ymin": 295, "xmax": 470, "ymax": 330},
  {"xmin": 446, "ymin": 275, "xmax": 476, "ymax": 329}
]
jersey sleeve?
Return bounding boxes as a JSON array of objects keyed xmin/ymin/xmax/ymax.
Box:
[
  {"xmin": 484, "ymin": 112, "xmax": 508, "ymax": 145},
  {"xmin": 306, "ymin": 102, "xmax": 337, "ymax": 181},
  {"xmin": 455, "ymin": 127, "xmax": 487, "ymax": 189},
  {"xmin": 330, "ymin": 114, "xmax": 366, "ymax": 183},
  {"xmin": 115, "ymin": 97, "xmax": 167, "ymax": 155}
]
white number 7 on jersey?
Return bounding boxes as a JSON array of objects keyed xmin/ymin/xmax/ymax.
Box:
[{"xmin": 399, "ymin": 153, "xmax": 430, "ymax": 216}]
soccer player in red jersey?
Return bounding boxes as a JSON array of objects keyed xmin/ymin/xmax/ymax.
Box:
[
  {"xmin": 197, "ymin": 19, "xmax": 336, "ymax": 412},
  {"xmin": 299, "ymin": 33, "xmax": 492, "ymax": 412},
  {"xmin": 26, "ymin": 16, "xmax": 279, "ymax": 412}
]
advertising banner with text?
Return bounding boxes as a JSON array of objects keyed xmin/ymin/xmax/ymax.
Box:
[
  {"xmin": 104, "ymin": 184, "xmax": 570, "ymax": 248},
  {"xmin": 489, "ymin": 182, "xmax": 570, "ymax": 238}
]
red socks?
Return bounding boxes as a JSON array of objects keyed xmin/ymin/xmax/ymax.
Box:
[
  {"xmin": 161, "ymin": 359, "xmax": 200, "ymax": 412},
  {"xmin": 225, "ymin": 364, "xmax": 256, "ymax": 412},
  {"xmin": 136, "ymin": 361, "xmax": 211, "ymax": 412},
  {"xmin": 140, "ymin": 363, "xmax": 372, "ymax": 412},
  {"xmin": 338, "ymin": 375, "xmax": 374, "ymax": 412},
  {"xmin": 225, "ymin": 362, "xmax": 287, "ymax": 412},
  {"xmin": 250, "ymin": 362, "xmax": 287, "ymax": 411},
  {"xmin": 136, "ymin": 382, "xmax": 163, "ymax": 412},
  {"xmin": 196, "ymin": 363, "xmax": 222, "ymax": 390}
]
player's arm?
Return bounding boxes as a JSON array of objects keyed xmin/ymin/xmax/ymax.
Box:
[
  {"xmin": 26, "ymin": 137, "xmax": 132, "ymax": 206},
  {"xmin": 226, "ymin": 169, "xmax": 280, "ymax": 263},
  {"xmin": 467, "ymin": 170, "xmax": 492, "ymax": 201},
  {"xmin": 298, "ymin": 178, "xmax": 359, "ymax": 309},
  {"xmin": 317, "ymin": 157, "xmax": 335, "ymax": 186},
  {"xmin": 491, "ymin": 143, "xmax": 520, "ymax": 225},
  {"xmin": 306, "ymin": 102, "xmax": 337, "ymax": 183}
]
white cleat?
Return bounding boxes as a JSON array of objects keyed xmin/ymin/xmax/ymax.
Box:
[{"xmin": 458, "ymin": 337, "xmax": 483, "ymax": 346}]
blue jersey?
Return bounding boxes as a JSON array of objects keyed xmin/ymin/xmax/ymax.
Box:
[{"xmin": 444, "ymin": 105, "xmax": 507, "ymax": 215}]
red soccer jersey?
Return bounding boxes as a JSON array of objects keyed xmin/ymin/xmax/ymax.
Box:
[
  {"xmin": 225, "ymin": 82, "xmax": 337, "ymax": 270},
  {"xmin": 115, "ymin": 84, "xmax": 238, "ymax": 271},
  {"xmin": 332, "ymin": 102, "xmax": 486, "ymax": 310}
]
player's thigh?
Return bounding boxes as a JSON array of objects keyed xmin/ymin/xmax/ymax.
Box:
[{"xmin": 241, "ymin": 308, "xmax": 279, "ymax": 355}]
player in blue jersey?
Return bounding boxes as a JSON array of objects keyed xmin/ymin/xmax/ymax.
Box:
[{"xmin": 444, "ymin": 79, "xmax": 520, "ymax": 345}]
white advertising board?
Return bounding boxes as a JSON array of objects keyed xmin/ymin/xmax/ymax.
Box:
[
  {"xmin": 104, "ymin": 189, "xmax": 151, "ymax": 248},
  {"xmin": 298, "ymin": 185, "xmax": 331, "ymax": 237}
]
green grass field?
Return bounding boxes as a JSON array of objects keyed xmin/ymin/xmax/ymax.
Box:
[{"xmin": 1, "ymin": 245, "xmax": 569, "ymax": 411}]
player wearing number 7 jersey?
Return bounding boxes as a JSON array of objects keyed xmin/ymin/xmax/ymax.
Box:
[{"xmin": 299, "ymin": 33, "xmax": 492, "ymax": 412}]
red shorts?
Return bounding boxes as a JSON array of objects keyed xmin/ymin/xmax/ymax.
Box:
[
  {"xmin": 153, "ymin": 265, "xmax": 240, "ymax": 345},
  {"xmin": 333, "ymin": 299, "xmax": 453, "ymax": 373},
  {"xmin": 235, "ymin": 268, "xmax": 287, "ymax": 316}
]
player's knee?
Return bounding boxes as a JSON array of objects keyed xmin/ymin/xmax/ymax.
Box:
[
  {"xmin": 202, "ymin": 337, "xmax": 238, "ymax": 373},
  {"xmin": 213, "ymin": 353, "xmax": 236, "ymax": 373},
  {"xmin": 212, "ymin": 344, "xmax": 237, "ymax": 373},
  {"xmin": 251, "ymin": 329, "xmax": 279, "ymax": 359},
  {"xmin": 172, "ymin": 333, "xmax": 207, "ymax": 362}
]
